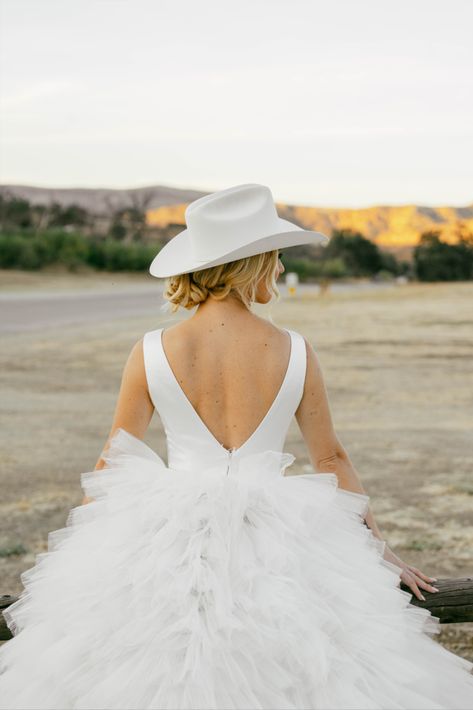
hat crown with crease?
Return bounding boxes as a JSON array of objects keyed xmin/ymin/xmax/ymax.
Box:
[
  {"xmin": 186, "ymin": 184, "xmax": 281, "ymax": 262},
  {"xmin": 149, "ymin": 182, "xmax": 329, "ymax": 278}
]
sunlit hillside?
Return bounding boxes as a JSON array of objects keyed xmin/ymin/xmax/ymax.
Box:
[{"xmin": 147, "ymin": 201, "xmax": 473, "ymax": 253}]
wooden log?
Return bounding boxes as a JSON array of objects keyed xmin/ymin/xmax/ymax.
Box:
[
  {"xmin": 401, "ymin": 576, "xmax": 473, "ymax": 624},
  {"xmin": 1, "ymin": 577, "xmax": 472, "ymax": 642}
]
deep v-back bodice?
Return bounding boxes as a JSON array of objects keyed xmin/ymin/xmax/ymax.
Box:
[{"xmin": 143, "ymin": 326, "xmax": 307, "ymax": 473}]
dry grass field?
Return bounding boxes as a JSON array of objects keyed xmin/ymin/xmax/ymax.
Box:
[{"xmin": 1, "ymin": 272, "xmax": 472, "ymax": 659}]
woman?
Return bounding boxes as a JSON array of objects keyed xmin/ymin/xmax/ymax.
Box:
[{"xmin": 1, "ymin": 184, "xmax": 472, "ymax": 709}]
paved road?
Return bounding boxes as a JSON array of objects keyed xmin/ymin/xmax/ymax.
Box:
[
  {"xmin": 0, "ymin": 281, "xmax": 398, "ymax": 335},
  {"xmin": 0, "ymin": 285, "xmax": 165, "ymax": 334}
]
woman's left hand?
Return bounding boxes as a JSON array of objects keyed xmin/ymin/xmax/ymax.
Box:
[{"xmin": 382, "ymin": 544, "xmax": 440, "ymax": 601}]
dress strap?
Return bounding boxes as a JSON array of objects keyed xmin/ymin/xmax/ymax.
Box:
[
  {"xmin": 283, "ymin": 328, "xmax": 307, "ymax": 415},
  {"xmin": 142, "ymin": 328, "xmax": 169, "ymax": 413}
]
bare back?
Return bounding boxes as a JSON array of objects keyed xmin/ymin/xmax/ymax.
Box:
[
  {"xmin": 98, "ymin": 305, "xmax": 343, "ymax": 480},
  {"xmin": 160, "ymin": 315, "xmax": 292, "ymax": 452}
]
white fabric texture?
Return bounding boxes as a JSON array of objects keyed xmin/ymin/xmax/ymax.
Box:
[{"xmin": 0, "ymin": 327, "xmax": 472, "ymax": 709}]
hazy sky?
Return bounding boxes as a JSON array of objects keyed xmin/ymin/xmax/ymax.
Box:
[{"xmin": 1, "ymin": 0, "xmax": 472, "ymax": 207}]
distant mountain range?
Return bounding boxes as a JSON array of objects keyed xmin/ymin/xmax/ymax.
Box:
[
  {"xmin": 0, "ymin": 184, "xmax": 206, "ymax": 214},
  {"xmin": 2, "ymin": 184, "xmax": 472, "ymax": 260}
]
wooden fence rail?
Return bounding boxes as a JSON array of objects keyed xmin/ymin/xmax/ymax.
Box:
[{"xmin": 1, "ymin": 577, "xmax": 472, "ymax": 641}]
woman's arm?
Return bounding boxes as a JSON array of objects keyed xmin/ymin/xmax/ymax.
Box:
[
  {"xmin": 81, "ymin": 337, "xmax": 154, "ymax": 505},
  {"xmin": 295, "ymin": 336, "xmax": 439, "ymax": 601},
  {"xmin": 294, "ymin": 336, "xmax": 383, "ymax": 535}
]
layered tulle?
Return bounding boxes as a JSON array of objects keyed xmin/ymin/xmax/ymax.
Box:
[{"xmin": 1, "ymin": 427, "xmax": 472, "ymax": 709}]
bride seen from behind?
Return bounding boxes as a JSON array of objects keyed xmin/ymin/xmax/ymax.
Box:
[
  {"xmin": 84, "ymin": 247, "xmax": 439, "ymax": 605},
  {"xmin": 3, "ymin": 183, "xmax": 472, "ymax": 709}
]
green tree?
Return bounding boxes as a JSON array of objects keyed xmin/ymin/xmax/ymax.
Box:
[
  {"xmin": 325, "ymin": 228, "xmax": 385, "ymax": 276},
  {"xmin": 0, "ymin": 195, "xmax": 32, "ymax": 229},
  {"xmin": 108, "ymin": 208, "xmax": 147, "ymax": 242},
  {"xmin": 413, "ymin": 230, "xmax": 473, "ymax": 281},
  {"xmin": 48, "ymin": 203, "xmax": 89, "ymax": 228}
]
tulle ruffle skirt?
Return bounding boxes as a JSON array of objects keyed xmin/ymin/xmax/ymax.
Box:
[{"xmin": 1, "ymin": 428, "xmax": 472, "ymax": 709}]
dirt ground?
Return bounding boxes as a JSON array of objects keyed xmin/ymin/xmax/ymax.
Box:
[{"xmin": 1, "ymin": 272, "xmax": 472, "ymax": 660}]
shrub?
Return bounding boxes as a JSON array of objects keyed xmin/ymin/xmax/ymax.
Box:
[{"xmin": 413, "ymin": 231, "xmax": 473, "ymax": 281}]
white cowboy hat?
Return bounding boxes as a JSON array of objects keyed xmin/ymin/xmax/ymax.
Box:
[{"xmin": 149, "ymin": 183, "xmax": 330, "ymax": 278}]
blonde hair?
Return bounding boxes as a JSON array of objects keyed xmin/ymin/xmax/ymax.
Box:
[{"xmin": 163, "ymin": 250, "xmax": 281, "ymax": 313}]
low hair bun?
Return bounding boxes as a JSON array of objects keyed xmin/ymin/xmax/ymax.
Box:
[{"xmin": 162, "ymin": 250, "xmax": 280, "ymax": 313}]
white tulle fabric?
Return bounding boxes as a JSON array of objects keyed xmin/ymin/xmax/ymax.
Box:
[{"xmin": 1, "ymin": 325, "xmax": 473, "ymax": 709}]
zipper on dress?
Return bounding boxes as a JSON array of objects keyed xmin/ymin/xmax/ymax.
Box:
[{"xmin": 226, "ymin": 447, "xmax": 236, "ymax": 476}]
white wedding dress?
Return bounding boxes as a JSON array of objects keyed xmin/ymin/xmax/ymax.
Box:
[{"xmin": 1, "ymin": 326, "xmax": 473, "ymax": 709}]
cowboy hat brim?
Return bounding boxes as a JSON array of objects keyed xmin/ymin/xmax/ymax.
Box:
[{"xmin": 149, "ymin": 217, "xmax": 329, "ymax": 278}]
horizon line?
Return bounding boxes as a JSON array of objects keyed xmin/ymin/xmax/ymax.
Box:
[{"xmin": 1, "ymin": 182, "xmax": 472, "ymax": 212}]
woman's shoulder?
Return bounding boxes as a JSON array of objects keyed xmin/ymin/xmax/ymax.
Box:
[
  {"xmin": 247, "ymin": 320, "xmax": 314, "ymax": 367},
  {"xmin": 139, "ymin": 318, "xmax": 309, "ymax": 356},
  {"xmin": 259, "ymin": 320, "xmax": 307, "ymax": 347}
]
